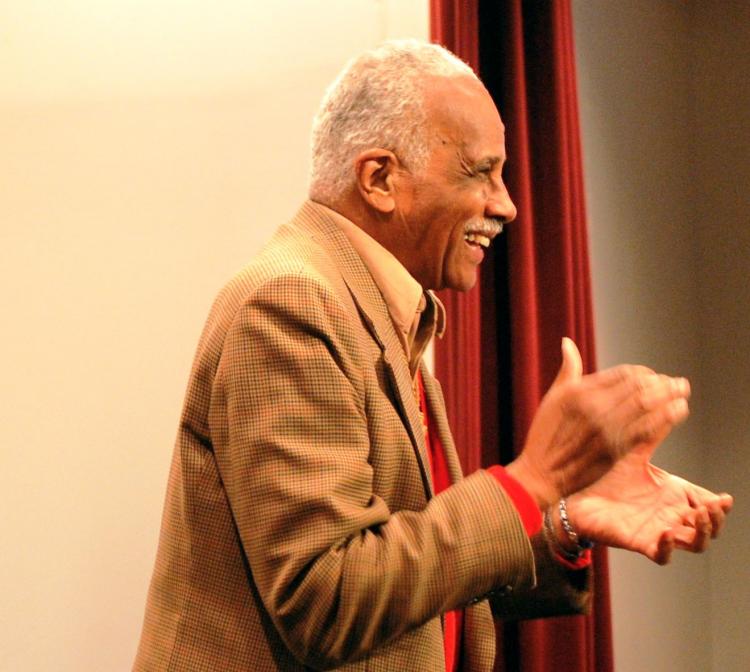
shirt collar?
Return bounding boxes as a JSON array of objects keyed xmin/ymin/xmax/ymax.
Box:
[{"xmin": 319, "ymin": 204, "xmax": 425, "ymax": 339}]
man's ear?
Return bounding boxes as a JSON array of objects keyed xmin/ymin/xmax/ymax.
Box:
[{"xmin": 354, "ymin": 149, "xmax": 400, "ymax": 213}]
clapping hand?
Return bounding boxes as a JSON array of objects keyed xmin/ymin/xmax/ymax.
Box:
[
  {"xmin": 510, "ymin": 337, "xmax": 732, "ymax": 564},
  {"xmin": 508, "ymin": 338, "xmax": 692, "ymax": 509},
  {"xmin": 568, "ymin": 435, "xmax": 733, "ymax": 564}
]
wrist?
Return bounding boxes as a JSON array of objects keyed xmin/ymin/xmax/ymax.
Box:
[
  {"xmin": 558, "ymin": 497, "xmax": 594, "ymax": 551},
  {"xmin": 543, "ymin": 498, "xmax": 594, "ymax": 561},
  {"xmin": 506, "ymin": 455, "xmax": 559, "ymax": 510}
]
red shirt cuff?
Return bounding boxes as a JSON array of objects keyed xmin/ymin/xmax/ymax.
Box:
[
  {"xmin": 553, "ymin": 548, "xmax": 593, "ymax": 570},
  {"xmin": 487, "ymin": 465, "xmax": 543, "ymax": 537}
]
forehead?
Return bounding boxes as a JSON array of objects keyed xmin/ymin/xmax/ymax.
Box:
[{"xmin": 423, "ymin": 75, "xmax": 506, "ymax": 159}]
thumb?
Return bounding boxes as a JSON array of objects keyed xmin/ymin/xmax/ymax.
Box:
[{"xmin": 552, "ymin": 337, "xmax": 583, "ymax": 386}]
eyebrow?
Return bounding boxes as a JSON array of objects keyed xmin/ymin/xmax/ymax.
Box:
[
  {"xmin": 473, "ymin": 156, "xmax": 503, "ymax": 170},
  {"xmin": 457, "ymin": 147, "xmax": 505, "ymax": 175}
]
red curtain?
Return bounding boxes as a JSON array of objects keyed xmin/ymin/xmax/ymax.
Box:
[
  {"xmin": 429, "ymin": 0, "xmax": 484, "ymax": 476},
  {"xmin": 432, "ymin": 2, "xmax": 614, "ymax": 671}
]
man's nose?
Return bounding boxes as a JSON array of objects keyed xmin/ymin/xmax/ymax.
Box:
[{"xmin": 486, "ymin": 186, "xmax": 517, "ymax": 224}]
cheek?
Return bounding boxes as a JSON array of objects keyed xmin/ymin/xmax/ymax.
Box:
[{"xmin": 442, "ymin": 222, "xmax": 472, "ymax": 275}]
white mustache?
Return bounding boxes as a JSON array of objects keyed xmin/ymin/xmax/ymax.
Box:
[{"xmin": 464, "ymin": 218, "xmax": 503, "ymax": 236}]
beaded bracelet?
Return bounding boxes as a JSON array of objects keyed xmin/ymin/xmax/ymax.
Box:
[
  {"xmin": 558, "ymin": 498, "xmax": 594, "ymax": 550},
  {"xmin": 543, "ymin": 499, "xmax": 594, "ymax": 561}
]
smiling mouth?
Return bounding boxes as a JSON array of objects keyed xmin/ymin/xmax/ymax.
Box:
[
  {"xmin": 464, "ymin": 232, "xmax": 491, "ymax": 248},
  {"xmin": 463, "ymin": 221, "xmax": 504, "ymax": 249}
]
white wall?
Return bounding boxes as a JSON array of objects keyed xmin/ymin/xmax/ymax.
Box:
[
  {"xmin": 690, "ymin": 5, "xmax": 750, "ymax": 671},
  {"xmin": 573, "ymin": 2, "xmax": 749, "ymax": 671},
  {"xmin": 0, "ymin": 3, "xmax": 428, "ymax": 670}
]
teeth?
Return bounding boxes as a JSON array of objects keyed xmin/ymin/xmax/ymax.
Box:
[{"xmin": 464, "ymin": 233, "xmax": 491, "ymax": 248}]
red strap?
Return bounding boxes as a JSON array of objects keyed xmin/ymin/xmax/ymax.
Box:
[
  {"xmin": 488, "ymin": 466, "xmax": 591, "ymax": 568},
  {"xmin": 487, "ymin": 465, "xmax": 543, "ymax": 536},
  {"xmin": 416, "ymin": 373, "xmax": 462, "ymax": 672},
  {"xmin": 553, "ymin": 547, "xmax": 593, "ymax": 570}
]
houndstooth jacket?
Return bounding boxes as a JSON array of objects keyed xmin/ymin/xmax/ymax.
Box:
[{"xmin": 133, "ymin": 201, "xmax": 590, "ymax": 672}]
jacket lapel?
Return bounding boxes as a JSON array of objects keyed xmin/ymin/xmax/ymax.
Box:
[{"xmin": 290, "ymin": 201, "xmax": 435, "ymax": 498}]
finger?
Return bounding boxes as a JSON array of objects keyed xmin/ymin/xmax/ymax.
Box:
[
  {"xmin": 583, "ymin": 372, "xmax": 690, "ymax": 438},
  {"xmin": 585, "ymin": 363, "xmax": 656, "ymax": 389},
  {"xmin": 706, "ymin": 499, "xmax": 727, "ymax": 539},
  {"xmin": 718, "ymin": 493, "xmax": 734, "ymax": 513},
  {"xmin": 602, "ymin": 375, "xmax": 690, "ymax": 448},
  {"xmin": 653, "ymin": 530, "xmax": 675, "ymax": 565},
  {"xmin": 674, "ymin": 507, "xmax": 712, "ymax": 552},
  {"xmin": 694, "ymin": 506, "xmax": 712, "ymax": 552},
  {"xmin": 639, "ymin": 374, "xmax": 691, "ymax": 409},
  {"xmin": 552, "ymin": 337, "xmax": 583, "ymax": 387},
  {"xmin": 703, "ymin": 493, "xmax": 733, "ymax": 537},
  {"xmin": 619, "ymin": 397, "xmax": 690, "ymax": 447},
  {"xmin": 672, "ymin": 526, "xmax": 704, "ymax": 552},
  {"xmin": 608, "ymin": 374, "xmax": 690, "ymax": 419}
]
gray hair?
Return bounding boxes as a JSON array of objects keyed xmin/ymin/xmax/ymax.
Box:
[{"xmin": 309, "ymin": 39, "xmax": 477, "ymax": 202}]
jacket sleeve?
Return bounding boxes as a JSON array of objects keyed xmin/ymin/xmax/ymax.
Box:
[
  {"xmin": 489, "ymin": 531, "xmax": 592, "ymax": 620},
  {"xmin": 420, "ymin": 366, "xmax": 592, "ymax": 623},
  {"xmin": 208, "ymin": 272, "xmax": 536, "ymax": 670}
]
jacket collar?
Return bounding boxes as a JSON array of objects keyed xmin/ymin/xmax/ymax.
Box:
[{"xmin": 289, "ymin": 200, "xmax": 436, "ymax": 496}]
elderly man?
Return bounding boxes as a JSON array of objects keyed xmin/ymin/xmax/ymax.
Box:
[{"xmin": 134, "ymin": 41, "xmax": 731, "ymax": 672}]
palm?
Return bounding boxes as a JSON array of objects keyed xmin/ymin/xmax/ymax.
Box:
[{"xmin": 571, "ymin": 443, "xmax": 730, "ymax": 564}]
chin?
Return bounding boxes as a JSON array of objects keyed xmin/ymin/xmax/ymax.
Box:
[{"xmin": 446, "ymin": 272, "xmax": 479, "ymax": 293}]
